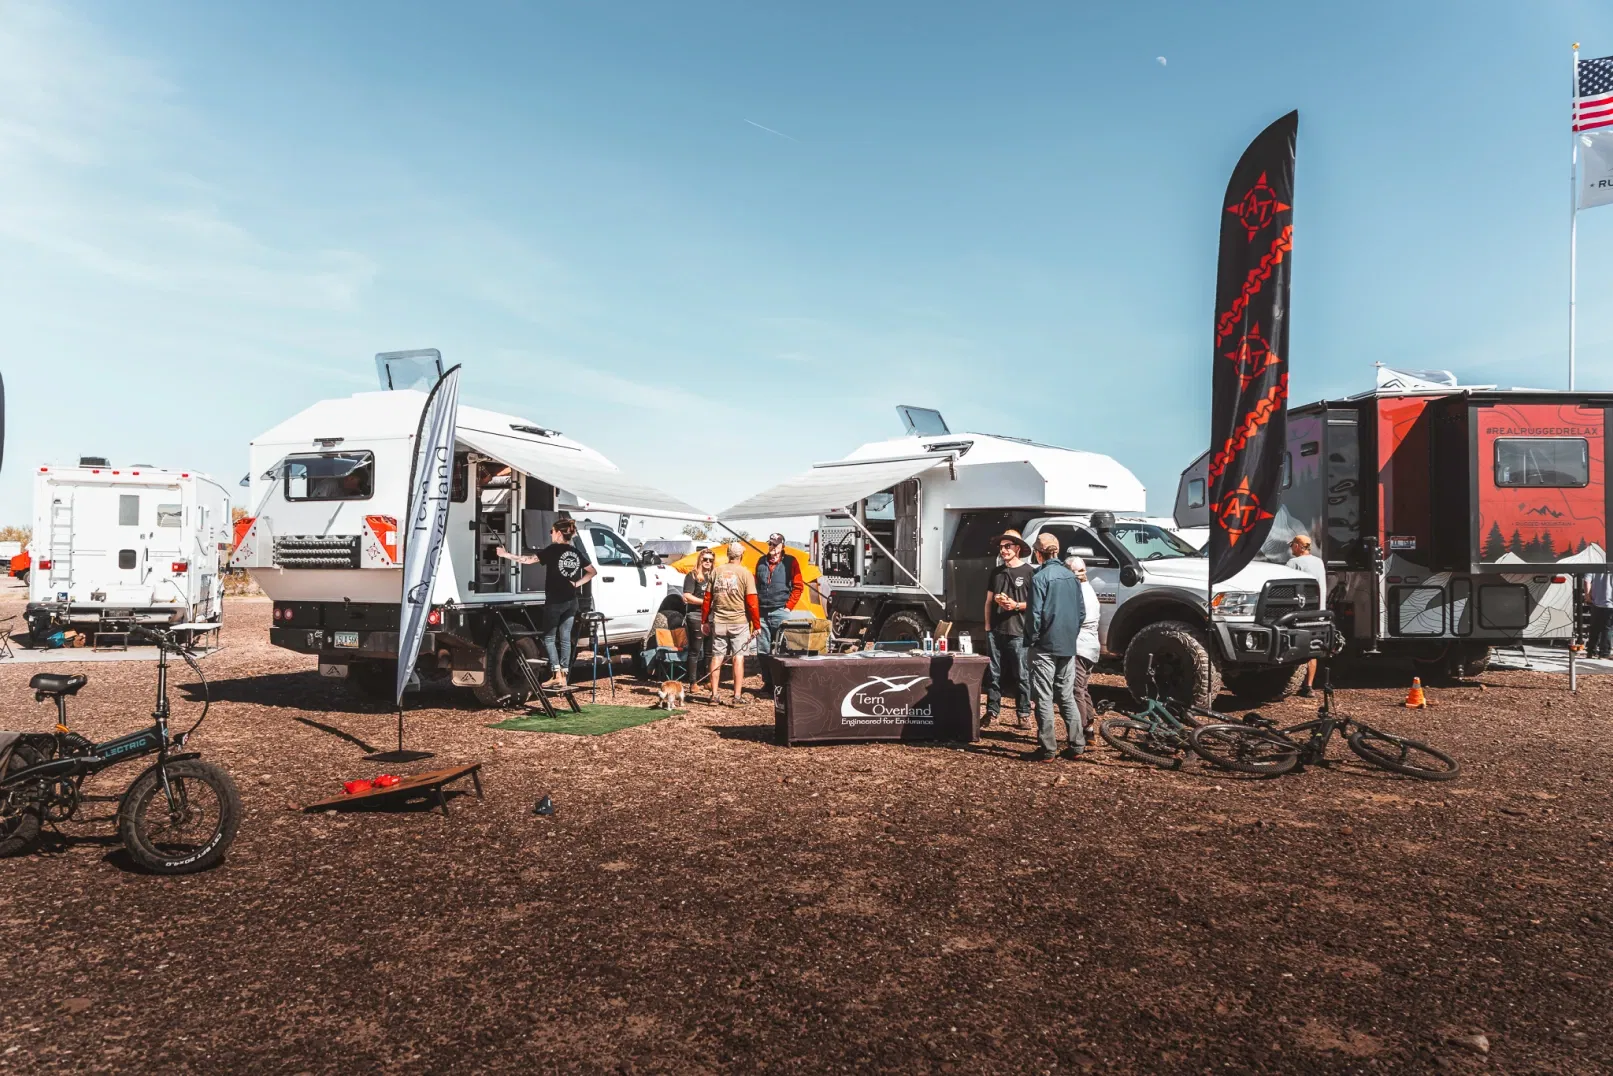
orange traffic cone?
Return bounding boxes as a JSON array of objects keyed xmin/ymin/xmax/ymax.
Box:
[{"xmin": 1404, "ymin": 677, "xmax": 1428, "ymax": 709}]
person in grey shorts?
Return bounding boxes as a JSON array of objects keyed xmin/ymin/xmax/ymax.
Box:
[
  {"xmin": 701, "ymin": 542, "xmax": 760, "ymax": 706},
  {"xmin": 1024, "ymin": 532, "xmax": 1088, "ymax": 761}
]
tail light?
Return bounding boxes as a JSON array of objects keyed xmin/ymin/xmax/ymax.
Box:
[
  {"xmin": 427, "ymin": 609, "xmax": 442, "ymax": 627},
  {"xmin": 39, "ymin": 559, "xmax": 52, "ymax": 570},
  {"xmin": 1552, "ymin": 575, "xmax": 1568, "ymax": 584},
  {"xmin": 171, "ymin": 561, "xmax": 188, "ymax": 574}
]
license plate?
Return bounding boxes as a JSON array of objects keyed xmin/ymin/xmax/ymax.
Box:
[{"xmin": 334, "ymin": 631, "xmax": 360, "ymax": 648}]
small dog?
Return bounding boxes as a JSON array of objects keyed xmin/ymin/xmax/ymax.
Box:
[{"xmin": 654, "ymin": 680, "xmax": 686, "ymax": 710}]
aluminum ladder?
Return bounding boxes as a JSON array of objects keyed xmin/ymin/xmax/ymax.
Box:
[{"xmin": 48, "ymin": 497, "xmax": 73, "ymax": 588}]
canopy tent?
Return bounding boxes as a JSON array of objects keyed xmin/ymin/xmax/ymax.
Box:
[
  {"xmin": 456, "ymin": 421, "xmax": 709, "ymax": 521},
  {"xmin": 717, "ymin": 454, "xmax": 951, "ymax": 521}
]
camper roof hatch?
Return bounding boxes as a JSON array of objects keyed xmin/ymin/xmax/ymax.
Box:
[
  {"xmin": 375, "ymin": 349, "xmax": 445, "ymax": 391},
  {"xmin": 897, "ymin": 405, "xmax": 949, "ymax": 436}
]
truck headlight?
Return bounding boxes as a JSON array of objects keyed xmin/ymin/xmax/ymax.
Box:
[{"xmin": 1210, "ymin": 590, "xmax": 1258, "ymax": 618}]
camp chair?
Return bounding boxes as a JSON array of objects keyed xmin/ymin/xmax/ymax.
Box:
[{"xmin": 0, "ymin": 617, "xmax": 13, "ymax": 659}]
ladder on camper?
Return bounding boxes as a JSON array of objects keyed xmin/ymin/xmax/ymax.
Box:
[
  {"xmin": 48, "ymin": 498, "xmax": 74, "ymax": 588},
  {"xmin": 488, "ymin": 607, "xmax": 583, "ymax": 718}
]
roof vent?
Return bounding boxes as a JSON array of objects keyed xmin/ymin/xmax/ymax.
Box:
[
  {"xmin": 510, "ymin": 424, "xmax": 560, "ymax": 438},
  {"xmin": 79, "ymin": 456, "xmax": 109, "ymax": 468}
]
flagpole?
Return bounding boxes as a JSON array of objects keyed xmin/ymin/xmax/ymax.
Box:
[{"xmin": 1572, "ymin": 43, "xmax": 1580, "ymax": 390}]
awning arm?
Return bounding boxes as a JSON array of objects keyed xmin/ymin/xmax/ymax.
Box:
[
  {"xmin": 715, "ymin": 520, "xmax": 770, "ymax": 559},
  {"xmin": 841, "ymin": 509, "xmax": 944, "ymax": 612}
]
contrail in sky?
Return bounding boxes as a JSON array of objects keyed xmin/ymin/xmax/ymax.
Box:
[{"xmin": 744, "ymin": 119, "xmax": 798, "ymax": 142}]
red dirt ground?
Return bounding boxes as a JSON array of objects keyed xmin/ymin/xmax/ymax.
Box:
[{"xmin": 0, "ymin": 599, "xmax": 1609, "ymax": 1073}]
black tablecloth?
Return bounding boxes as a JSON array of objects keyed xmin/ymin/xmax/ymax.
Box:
[{"xmin": 767, "ymin": 653, "xmax": 987, "ymax": 745}]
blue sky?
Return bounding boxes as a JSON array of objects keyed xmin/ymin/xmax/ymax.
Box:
[{"xmin": 3, "ymin": 0, "xmax": 1613, "ymax": 536}]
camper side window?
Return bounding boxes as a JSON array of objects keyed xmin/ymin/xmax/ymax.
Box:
[
  {"xmin": 118, "ymin": 495, "xmax": 139, "ymax": 526},
  {"xmin": 1494, "ymin": 438, "xmax": 1589, "ymax": 488},
  {"xmin": 284, "ymin": 452, "xmax": 375, "ymax": 501},
  {"xmin": 1186, "ymin": 479, "xmax": 1206, "ymax": 509},
  {"xmin": 157, "ymin": 504, "xmax": 182, "ymax": 528}
]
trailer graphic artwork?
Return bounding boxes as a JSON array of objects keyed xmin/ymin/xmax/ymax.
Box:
[{"xmin": 1476, "ymin": 404, "xmax": 1606, "ymax": 564}]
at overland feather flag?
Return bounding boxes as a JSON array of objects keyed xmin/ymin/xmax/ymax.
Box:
[{"xmin": 1209, "ymin": 111, "xmax": 1296, "ymax": 586}]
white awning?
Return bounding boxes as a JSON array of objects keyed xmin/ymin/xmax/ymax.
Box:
[
  {"xmin": 718, "ymin": 454, "xmax": 952, "ymax": 520},
  {"xmin": 456, "ymin": 424, "xmax": 709, "ymax": 521}
]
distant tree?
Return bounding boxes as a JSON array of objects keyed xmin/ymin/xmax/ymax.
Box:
[
  {"xmin": 231, "ymin": 506, "xmax": 249, "ymax": 523},
  {"xmin": 1509, "ymin": 528, "xmax": 1525, "ymax": 557},
  {"xmin": 0, "ymin": 525, "xmax": 30, "ymax": 546},
  {"xmin": 681, "ymin": 523, "xmax": 714, "ymax": 542},
  {"xmin": 1482, "ymin": 521, "xmax": 1507, "ymax": 561}
]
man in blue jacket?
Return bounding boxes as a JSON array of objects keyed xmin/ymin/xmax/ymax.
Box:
[{"xmin": 1024, "ymin": 532, "xmax": 1088, "ymax": 761}]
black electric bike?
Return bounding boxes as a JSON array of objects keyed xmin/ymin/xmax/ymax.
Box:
[{"xmin": 0, "ymin": 626, "xmax": 241, "ymax": 873}]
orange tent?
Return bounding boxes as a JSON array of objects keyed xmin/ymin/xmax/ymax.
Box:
[{"xmin": 669, "ymin": 542, "xmax": 827, "ymax": 620}]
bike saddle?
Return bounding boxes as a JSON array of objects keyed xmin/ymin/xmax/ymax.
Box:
[{"xmin": 30, "ymin": 673, "xmax": 88, "ymax": 697}]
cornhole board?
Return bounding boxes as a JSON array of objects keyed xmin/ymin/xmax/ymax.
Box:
[{"xmin": 302, "ymin": 764, "xmax": 484, "ymax": 817}]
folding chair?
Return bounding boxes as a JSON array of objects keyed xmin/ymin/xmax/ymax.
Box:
[{"xmin": 0, "ymin": 617, "xmax": 14, "ymax": 659}]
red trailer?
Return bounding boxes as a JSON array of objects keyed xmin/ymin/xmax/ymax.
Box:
[{"xmin": 1177, "ymin": 388, "xmax": 1604, "ymax": 675}]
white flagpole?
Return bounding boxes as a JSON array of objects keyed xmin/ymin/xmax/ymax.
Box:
[{"xmin": 1572, "ymin": 43, "xmax": 1581, "ymax": 390}]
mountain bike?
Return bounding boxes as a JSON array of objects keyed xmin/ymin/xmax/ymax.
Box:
[
  {"xmin": 0, "ymin": 626, "xmax": 241, "ymax": 873},
  {"xmin": 1187, "ymin": 666, "xmax": 1460, "ymax": 781},
  {"xmin": 1096, "ymin": 656, "xmax": 1264, "ymax": 770}
]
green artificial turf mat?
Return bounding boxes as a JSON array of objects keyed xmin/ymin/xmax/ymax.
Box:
[{"xmin": 488, "ymin": 704, "xmax": 683, "ymax": 736}]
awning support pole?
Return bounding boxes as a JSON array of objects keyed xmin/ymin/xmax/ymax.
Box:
[{"xmin": 841, "ymin": 509, "xmax": 944, "ymax": 612}]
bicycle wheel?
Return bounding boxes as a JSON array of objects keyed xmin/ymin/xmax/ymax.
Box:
[
  {"xmin": 0, "ymin": 742, "xmax": 48, "ymax": 858},
  {"xmin": 1098, "ymin": 718, "xmax": 1186, "ymax": 770},
  {"xmin": 118, "ymin": 759, "xmax": 242, "ymax": 875},
  {"xmin": 1347, "ymin": 726, "xmax": 1461, "ymax": 781},
  {"xmin": 1189, "ymin": 724, "xmax": 1299, "ymax": 776}
]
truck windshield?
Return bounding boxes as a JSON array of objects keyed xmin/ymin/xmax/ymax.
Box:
[{"xmin": 1111, "ymin": 522, "xmax": 1201, "ymax": 560}]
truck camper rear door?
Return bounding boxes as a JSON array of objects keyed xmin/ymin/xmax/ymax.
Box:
[{"xmin": 1474, "ymin": 400, "xmax": 1608, "ymax": 568}]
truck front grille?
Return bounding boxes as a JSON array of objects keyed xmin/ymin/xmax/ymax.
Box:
[
  {"xmin": 273, "ymin": 535, "xmax": 360, "ymax": 569},
  {"xmin": 1258, "ymin": 580, "xmax": 1321, "ymax": 624}
]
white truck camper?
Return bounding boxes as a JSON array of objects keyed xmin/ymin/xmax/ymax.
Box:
[
  {"xmin": 724, "ymin": 407, "xmax": 1327, "ymax": 707},
  {"xmin": 234, "ymin": 365, "xmax": 706, "ymax": 704},
  {"xmin": 26, "ymin": 460, "xmax": 230, "ymax": 637}
]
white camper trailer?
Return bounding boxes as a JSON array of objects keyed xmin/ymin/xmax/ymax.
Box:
[
  {"xmin": 725, "ymin": 407, "xmax": 1327, "ymax": 706},
  {"xmin": 26, "ymin": 460, "xmax": 230, "ymax": 637},
  {"xmin": 235, "ymin": 382, "xmax": 705, "ymax": 704}
]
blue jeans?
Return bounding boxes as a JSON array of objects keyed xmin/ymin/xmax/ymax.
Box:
[
  {"xmin": 1031, "ymin": 648, "xmax": 1083, "ymax": 754},
  {"xmin": 757, "ymin": 607, "xmax": 791, "ymax": 687},
  {"xmin": 986, "ymin": 630, "xmax": 1030, "ymax": 716},
  {"xmin": 542, "ymin": 602, "xmax": 577, "ymax": 676}
]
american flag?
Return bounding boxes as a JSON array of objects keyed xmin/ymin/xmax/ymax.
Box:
[{"xmin": 1576, "ymin": 54, "xmax": 1613, "ymax": 132}]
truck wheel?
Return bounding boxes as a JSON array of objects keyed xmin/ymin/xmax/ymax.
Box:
[
  {"xmin": 346, "ymin": 660, "xmax": 397, "ymax": 701},
  {"xmin": 640, "ymin": 608, "xmax": 685, "ymax": 654},
  {"xmin": 1124, "ymin": 621, "xmax": 1221, "ymax": 708},
  {"xmin": 877, "ymin": 609, "xmax": 932, "ymax": 645},
  {"xmin": 1223, "ymin": 664, "xmax": 1306, "ymax": 704},
  {"xmin": 473, "ymin": 635, "xmax": 543, "ymax": 707}
]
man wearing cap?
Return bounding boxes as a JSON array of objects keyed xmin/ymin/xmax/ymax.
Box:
[
  {"xmin": 1285, "ymin": 534, "xmax": 1327, "ymax": 698},
  {"xmin": 1025, "ymin": 531, "xmax": 1088, "ymax": 761},
  {"xmin": 754, "ymin": 533, "xmax": 805, "ymax": 693},
  {"xmin": 984, "ymin": 529, "xmax": 1035, "ymax": 728}
]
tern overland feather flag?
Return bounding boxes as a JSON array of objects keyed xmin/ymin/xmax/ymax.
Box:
[
  {"xmin": 1209, "ymin": 111, "xmax": 1296, "ymax": 587},
  {"xmin": 396, "ymin": 364, "xmax": 462, "ymax": 707}
]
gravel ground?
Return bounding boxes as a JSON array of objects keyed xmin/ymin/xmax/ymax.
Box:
[{"xmin": 0, "ymin": 598, "xmax": 1609, "ymax": 1074}]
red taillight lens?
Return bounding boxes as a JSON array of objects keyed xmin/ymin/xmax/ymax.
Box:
[
  {"xmin": 171, "ymin": 561, "xmax": 188, "ymax": 574},
  {"xmin": 273, "ymin": 606, "xmax": 286, "ymax": 621},
  {"xmin": 427, "ymin": 609, "xmax": 442, "ymax": 627},
  {"xmin": 38, "ymin": 559, "xmax": 52, "ymax": 570},
  {"xmin": 1552, "ymin": 575, "xmax": 1567, "ymax": 584}
]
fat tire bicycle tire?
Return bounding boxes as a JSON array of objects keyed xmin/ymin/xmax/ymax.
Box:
[
  {"xmin": 117, "ymin": 759, "xmax": 242, "ymax": 875},
  {"xmin": 1098, "ymin": 718, "xmax": 1186, "ymax": 770},
  {"xmin": 0, "ymin": 743, "xmax": 47, "ymax": 858},
  {"xmin": 1347, "ymin": 727, "xmax": 1461, "ymax": 781},
  {"xmin": 1189, "ymin": 723, "xmax": 1300, "ymax": 776}
]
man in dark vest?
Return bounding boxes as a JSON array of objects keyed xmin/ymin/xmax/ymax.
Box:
[{"xmin": 754, "ymin": 532, "xmax": 804, "ymax": 692}]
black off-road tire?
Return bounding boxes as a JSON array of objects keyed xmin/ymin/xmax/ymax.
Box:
[
  {"xmin": 1347, "ymin": 727, "xmax": 1462, "ymax": 781},
  {"xmin": 346, "ymin": 659, "xmax": 397, "ymax": 701},
  {"xmin": 1223, "ymin": 664, "xmax": 1307, "ymax": 704},
  {"xmin": 0, "ymin": 743, "xmax": 46, "ymax": 858},
  {"xmin": 117, "ymin": 759, "xmax": 242, "ymax": 875},
  {"xmin": 1098, "ymin": 718, "xmax": 1186, "ymax": 770},
  {"xmin": 877, "ymin": 609, "xmax": 932, "ymax": 645},
  {"xmin": 1124, "ymin": 621, "xmax": 1222, "ymax": 708},
  {"xmin": 472, "ymin": 634, "xmax": 544, "ymax": 708}
]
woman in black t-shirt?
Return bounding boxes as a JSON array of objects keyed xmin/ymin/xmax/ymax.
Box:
[
  {"xmin": 496, "ymin": 518, "xmax": 597, "ymax": 688},
  {"xmin": 681, "ymin": 549, "xmax": 715, "ymax": 682}
]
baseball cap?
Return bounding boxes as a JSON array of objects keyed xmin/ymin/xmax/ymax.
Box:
[{"xmin": 767, "ymin": 532, "xmax": 786, "ymax": 546}]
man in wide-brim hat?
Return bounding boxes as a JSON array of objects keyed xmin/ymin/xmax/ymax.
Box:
[{"xmin": 983, "ymin": 529, "xmax": 1035, "ymax": 728}]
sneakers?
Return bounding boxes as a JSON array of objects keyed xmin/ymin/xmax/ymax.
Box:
[
  {"xmin": 1058, "ymin": 747, "xmax": 1084, "ymax": 761},
  {"xmin": 1023, "ymin": 747, "xmax": 1056, "ymax": 762},
  {"xmin": 982, "ymin": 712, "xmax": 996, "ymax": 727},
  {"xmin": 1296, "ymin": 684, "xmax": 1314, "ymax": 699}
]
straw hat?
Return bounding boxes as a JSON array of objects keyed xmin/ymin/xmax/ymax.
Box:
[{"xmin": 994, "ymin": 529, "xmax": 1032, "ymax": 557}]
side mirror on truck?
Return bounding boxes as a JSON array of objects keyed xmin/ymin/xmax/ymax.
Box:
[{"xmin": 1119, "ymin": 564, "xmax": 1141, "ymax": 588}]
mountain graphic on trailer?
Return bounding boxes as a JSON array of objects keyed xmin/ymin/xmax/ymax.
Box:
[
  {"xmin": 1483, "ymin": 522, "xmax": 1596, "ymax": 562},
  {"xmin": 1521, "ymin": 505, "xmax": 1566, "ymax": 519}
]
